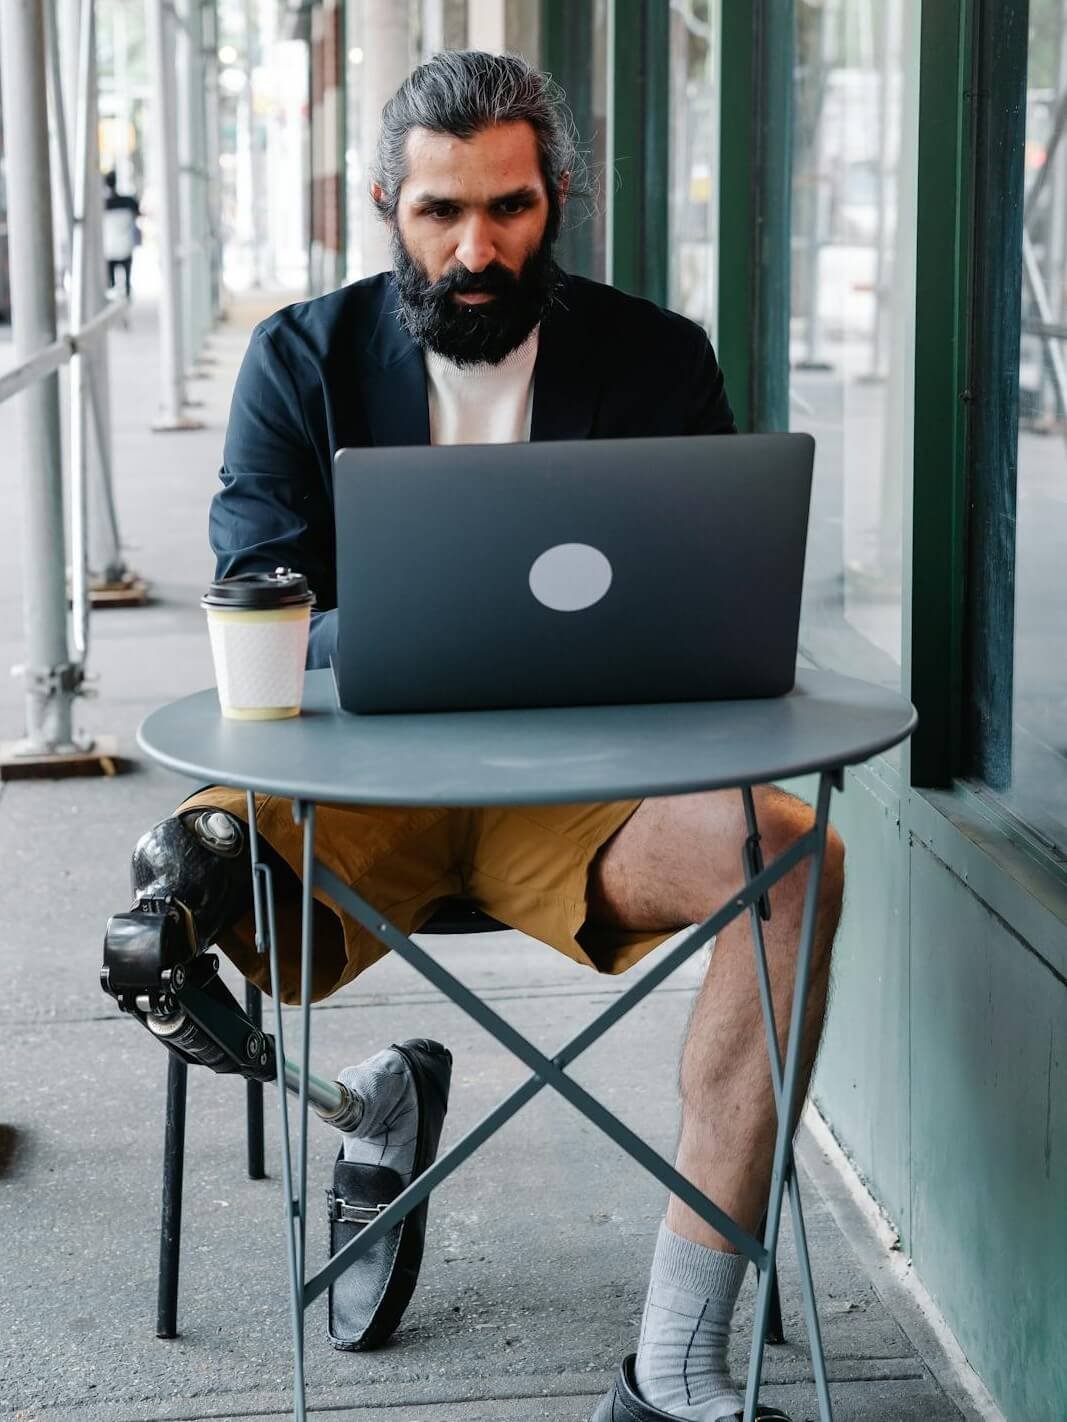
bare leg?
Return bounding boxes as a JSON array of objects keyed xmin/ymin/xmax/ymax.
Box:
[{"xmin": 588, "ymin": 785, "xmax": 845, "ymax": 1249}]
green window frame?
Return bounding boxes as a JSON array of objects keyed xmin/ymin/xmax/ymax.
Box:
[
  {"xmin": 606, "ymin": 0, "xmax": 670, "ymax": 303},
  {"xmin": 716, "ymin": 0, "xmax": 793, "ymax": 434},
  {"xmin": 909, "ymin": 0, "xmax": 974, "ymax": 788},
  {"xmin": 711, "ymin": 0, "xmax": 1067, "ymax": 888},
  {"xmin": 542, "ymin": 0, "xmax": 671, "ymax": 300},
  {"xmin": 541, "ymin": 0, "xmax": 599, "ymax": 280}
]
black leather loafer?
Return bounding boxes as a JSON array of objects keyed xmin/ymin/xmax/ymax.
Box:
[
  {"xmin": 590, "ymin": 1355, "xmax": 792, "ymax": 1421},
  {"xmin": 326, "ymin": 1038, "xmax": 452, "ymax": 1350}
]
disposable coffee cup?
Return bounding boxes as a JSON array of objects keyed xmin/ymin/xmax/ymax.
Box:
[{"xmin": 202, "ymin": 568, "xmax": 315, "ymax": 720}]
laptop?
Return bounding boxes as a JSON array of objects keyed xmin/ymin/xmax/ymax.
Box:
[{"xmin": 332, "ymin": 433, "xmax": 814, "ymax": 714}]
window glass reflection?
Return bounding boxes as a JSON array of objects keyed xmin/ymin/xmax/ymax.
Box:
[
  {"xmin": 789, "ymin": 0, "xmax": 920, "ymax": 694},
  {"xmin": 668, "ymin": 0, "xmax": 721, "ymax": 339},
  {"xmin": 1004, "ymin": 1, "xmax": 1067, "ymax": 855},
  {"xmin": 343, "ymin": 0, "xmax": 522, "ymax": 282}
]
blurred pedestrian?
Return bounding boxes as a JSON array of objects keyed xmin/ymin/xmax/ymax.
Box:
[{"xmin": 102, "ymin": 169, "xmax": 140, "ymax": 300}]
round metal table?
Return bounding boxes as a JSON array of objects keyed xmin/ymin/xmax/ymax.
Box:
[{"xmin": 139, "ymin": 667, "xmax": 916, "ymax": 1422}]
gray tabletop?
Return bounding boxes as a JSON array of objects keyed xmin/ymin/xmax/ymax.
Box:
[{"xmin": 137, "ymin": 669, "xmax": 915, "ymax": 807}]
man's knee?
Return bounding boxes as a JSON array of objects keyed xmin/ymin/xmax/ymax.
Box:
[
  {"xmin": 823, "ymin": 823, "xmax": 846, "ymax": 903},
  {"xmin": 131, "ymin": 807, "xmax": 252, "ymax": 945},
  {"xmin": 104, "ymin": 808, "xmax": 279, "ymax": 1077},
  {"xmin": 753, "ymin": 788, "xmax": 845, "ymax": 928}
]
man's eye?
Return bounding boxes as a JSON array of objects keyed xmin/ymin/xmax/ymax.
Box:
[
  {"xmin": 495, "ymin": 199, "xmax": 528, "ymax": 216},
  {"xmin": 426, "ymin": 205, "xmax": 457, "ymax": 220}
]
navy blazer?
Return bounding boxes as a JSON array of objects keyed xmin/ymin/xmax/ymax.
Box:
[{"xmin": 211, "ymin": 269, "xmax": 737, "ymax": 667}]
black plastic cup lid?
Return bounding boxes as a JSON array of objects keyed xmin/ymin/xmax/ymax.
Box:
[{"xmin": 201, "ymin": 567, "xmax": 316, "ymax": 611}]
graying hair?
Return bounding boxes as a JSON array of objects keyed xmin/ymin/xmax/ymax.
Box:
[{"xmin": 371, "ymin": 50, "xmax": 582, "ymax": 240}]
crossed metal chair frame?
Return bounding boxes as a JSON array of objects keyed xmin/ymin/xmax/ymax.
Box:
[{"xmin": 157, "ymin": 773, "xmax": 838, "ymax": 1422}]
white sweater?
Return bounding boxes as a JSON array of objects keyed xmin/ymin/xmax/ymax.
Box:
[{"xmin": 424, "ymin": 327, "xmax": 539, "ymax": 445}]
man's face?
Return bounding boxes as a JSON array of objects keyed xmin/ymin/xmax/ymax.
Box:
[{"xmin": 381, "ymin": 121, "xmax": 562, "ymax": 365}]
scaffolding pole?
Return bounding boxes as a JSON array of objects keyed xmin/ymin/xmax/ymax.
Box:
[
  {"xmin": 243, "ymin": 0, "xmax": 267, "ymax": 288},
  {"xmin": 79, "ymin": 2, "xmax": 126, "ymax": 586},
  {"xmin": 0, "ymin": 0, "xmax": 79, "ymax": 757},
  {"xmin": 178, "ymin": 0, "xmax": 194, "ymax": 372},
  {"xmin": 45, "ymin": 0, "xmax": 142, "ymax": 599},
  {"xmin": 69, "ymin": 0, "xmax": 96, "ymax": 658},
  {"xmin": 195, "ymin": 1, "xmax": 214, "ymax": 355},
  {"xmin": 204, "ymin": 0, "xmax": 224, "ymax": 320},
  {"xmin": 200, "ymin": 6, "xmax": 215, "ymax": 347},
  {"xmin": 177, "ymin": 0, "xmax": 201, "ymax": 375},
  {"xmin": 147, "ymin": 0, "xmax": 201, "ymax": 430}
]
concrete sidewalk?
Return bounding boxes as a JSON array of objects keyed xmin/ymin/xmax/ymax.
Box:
[{"xmin": 0, "ymin": 297, "xmax": 988, "ymax": 1422}]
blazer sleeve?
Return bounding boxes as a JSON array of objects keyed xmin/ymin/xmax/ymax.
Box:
[
  {"xmin": 209, "ymin": 325, "xmax": 338, "ymax": 669},
  {"xmin": 684, "ymin": 327, "xmax": 738, "ymax": 436}
]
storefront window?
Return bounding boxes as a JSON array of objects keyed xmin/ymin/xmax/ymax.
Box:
[
  {"xmin": 343, "ymin": 1, "xmax": 604, "ymax": 285},
  {"xmin": 1003, "ymin": 0, "xmax": 1067, "ymax": 854},
  {"xmin": 668, "ymin": 0, "xmax": 720, "ymax": 339},
  {"xmin": 789, "ymin": 0, "xmax": 920, "ymax": 692}
]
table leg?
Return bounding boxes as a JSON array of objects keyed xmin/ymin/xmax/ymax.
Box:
[
  {"xmin": 244, "ymin": 984, "xmax": 265, "ymax": 1180},
  {"xmin": 293, "ymin": 801, "xmax": 317, "ymax": 1294},
  {"xmin": 743, "ymin": 783, "xmax": 833, "ymax": 1413},
  {"xmin": 246, "ymin": 791, "xmax": 307, "ymax": 1422},
  {"xmin": 742, "ymin": 772, "xmax": 836, "ymax": 1422}
]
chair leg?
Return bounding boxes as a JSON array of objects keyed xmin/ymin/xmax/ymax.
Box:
[
  {"xmin": 156, "ymin": 1054, "xmax": 188, "ymax": 1339},
  {"xmin": 767, "ymin": 1266, "xmax": 785, "ymax": 1345},
  {"xmin": 245, "ymin": 984, "xmax": 266, "ymax": 1180},
  {"xmin": 758, "ymin": 1210, "xmax": 785, "ymax": 1345}
]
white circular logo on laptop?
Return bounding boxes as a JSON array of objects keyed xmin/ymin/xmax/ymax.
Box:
[{"xmin": 528, "ymin": 543, "xmax": 613, "ymax": 612}]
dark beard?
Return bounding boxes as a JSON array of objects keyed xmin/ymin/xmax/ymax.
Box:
[{"xmin": 391, "ymin": 228, "xmax": 560, "ymax": 367}]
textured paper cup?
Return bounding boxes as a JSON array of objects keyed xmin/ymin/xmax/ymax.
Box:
[
  {"xmin": 205, "ymin": 606, "xmax": 311, "ymax": 719},
  {"xmin": 202, "ymin": 569, "xmax": 315, "ymax": 720}
]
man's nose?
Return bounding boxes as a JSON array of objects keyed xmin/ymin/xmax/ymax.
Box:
[{"xmin": 454, "ymin": 214, "xmax": 496, "ymax": 273}]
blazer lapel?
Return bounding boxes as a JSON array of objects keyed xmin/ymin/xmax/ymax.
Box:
[
  {"xmin": 362, "ymin": 282, "xmax": 430, "ymax": 447},
  {"xmin": 530, "ymin": 273, "xmax": 603, "ymax": 441}
]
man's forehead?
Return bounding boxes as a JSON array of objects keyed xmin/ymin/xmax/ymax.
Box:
[{"xmin": 401, "ymin": 122, "xmax": 544, "ymax": 196}]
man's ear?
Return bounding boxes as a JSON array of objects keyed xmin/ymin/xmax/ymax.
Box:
[
  {"xmin": 371, "ymin": 181, "xmax": 386, "ymax": 208},
  {"xmin": 559, "ymin": 171, "xmax": 571, "ymax": 206}
]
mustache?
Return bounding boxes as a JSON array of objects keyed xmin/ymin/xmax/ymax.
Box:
[{"xmin": 419, "ymin": 262, "xmax": 521, "ymax": 301}]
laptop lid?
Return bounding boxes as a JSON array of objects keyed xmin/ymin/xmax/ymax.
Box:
[{"xmin": 332, "ymin": 433, "xmax": 814, "ymax": 713}]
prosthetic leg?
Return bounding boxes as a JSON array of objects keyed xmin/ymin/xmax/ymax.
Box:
[
  {"xmin": 100, "ymin": 807, "xmax": 452, "ymax": 1348},
  {"xmin": 101, "ymin": 807, "xmax": 362, "ymax": 1129}
]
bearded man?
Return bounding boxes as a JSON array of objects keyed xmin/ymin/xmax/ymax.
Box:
[{"xmin": 113, "ymin": 50, "xmax": 843, "ymax": 1422}]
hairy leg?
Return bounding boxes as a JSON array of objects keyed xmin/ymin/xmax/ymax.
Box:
[{"xmin": 588, "ymin": 786, "xmax": 845, "ymax": 1250}]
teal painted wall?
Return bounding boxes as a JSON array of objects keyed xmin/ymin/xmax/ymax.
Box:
[
  {"xmin": 809, "ymin": 769, "xmax": 1067, "ymax": 1418},
  {"xmin": 909, "ymin": 842, "xmax": 1066, "ymax": 1418},
  {"xmin": 804, "ymin": 771, "xmax": 911, "ymax": 1238}
]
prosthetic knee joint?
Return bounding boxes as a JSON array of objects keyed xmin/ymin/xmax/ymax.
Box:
[
  {"xmin": 100, "ymin": 808, "xmax": 362, "ymax": 1128},
  {"xmin": 101, "ymin": 808, "xmax": 277, "ymax": 1078}
]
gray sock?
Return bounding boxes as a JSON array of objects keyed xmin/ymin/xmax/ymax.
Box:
[
  {"xmin": 634, "ymin": 1223, "xmax": 749, "ymax": 1421},
  {"xmin": 337, "ymin": 1047, "xmax": 419, "ymax": 1180}
]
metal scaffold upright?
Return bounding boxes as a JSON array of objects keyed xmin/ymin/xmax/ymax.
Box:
[
  {"xmin": 177, "ymin": 0, "xmax": 213, "ymax": 385},
  {"xmin": 146, "ymin": 0, "xmax": 203, "ymax": 430},
  {"xmin": 0, "ymin": 0, "xmax": 188, "ymax": 778}
]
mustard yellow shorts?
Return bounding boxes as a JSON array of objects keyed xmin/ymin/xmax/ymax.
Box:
[{"xmin": 177, "ymin": 788, "xmax": 673, "ymax": 1004}]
